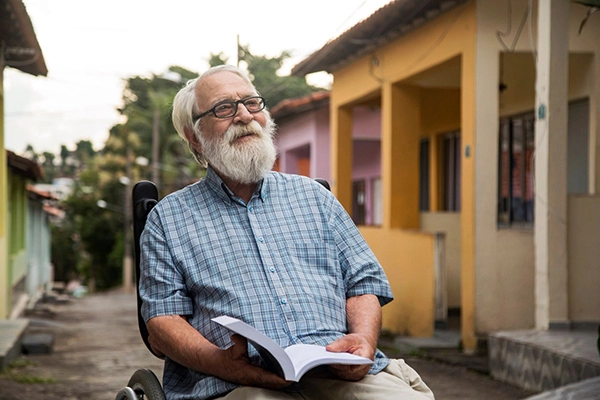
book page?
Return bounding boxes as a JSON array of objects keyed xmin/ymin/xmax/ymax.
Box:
[
  {"xmin": 284, "ymin": 343, "xmax": 372, "ymax": 381},
  {"xmin": 211, "ymin": 316, "xmax": 295, "ymax": 379}
]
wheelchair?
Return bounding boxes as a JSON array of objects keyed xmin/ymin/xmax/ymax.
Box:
[
  {"xmin": 115, "ymin": 178, "xmax": 331, "ymax": 400},
  {"xmin": 115, "ymin": 180, "xmax": 164, "ymax": 400}
]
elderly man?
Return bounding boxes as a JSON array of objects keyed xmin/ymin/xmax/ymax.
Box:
[{"xmin": 139, "ymin": 65, "xmax": 434, "ymax": 400}]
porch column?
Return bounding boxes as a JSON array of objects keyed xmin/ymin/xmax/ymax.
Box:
[
  {"xmin": 380, "ymin": 82, "xmax": 420, "ymax": 230},
  {"xmin": 535, "ymin": 0, "xmax": 569, "ymax": 329},
  {"xmin": 330, "ymin": 102, "xmax": 353, "ymax": 212}
]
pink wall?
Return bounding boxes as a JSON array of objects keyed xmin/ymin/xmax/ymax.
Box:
[
  {"xmin": 274, "ymin": 103, "xmax": 382, "ymax": 224},
  {"xmin": 274, "ymin": 107, "xmax": 331, "ymax": 181}
]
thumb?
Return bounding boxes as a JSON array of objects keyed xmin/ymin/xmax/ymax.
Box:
[
  {"xmin": 229, "ymin": 334, "xmax": 249, "ymax": 358},
  {"xmin": 326, "ymin": 335, "xmax": 353, "ymax": 352}
]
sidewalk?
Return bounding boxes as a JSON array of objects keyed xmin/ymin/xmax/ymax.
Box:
[
  {"xmin": 383, "ymin": 328, "xmax": 600, "ymax": 400},
  {"xmin": 0, "ymin": 290, "xmax": 546, "ymax": 400}
]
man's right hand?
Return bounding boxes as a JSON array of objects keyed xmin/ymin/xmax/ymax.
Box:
[{"xmin": 213, "ymin": 334, "xmax": 290, "ymax": 390}]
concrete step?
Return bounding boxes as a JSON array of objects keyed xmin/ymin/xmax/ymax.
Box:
[
  {"xmin": 0, "ymin": 319, "xmax": 29, "ymax": 369},
  {"xmin": 22, "ymin": 332, "xmax": 55, "ymax": 355},
  {"xmin": 489, "ymin": 329, "xmax": 600, "ymax": 393}
]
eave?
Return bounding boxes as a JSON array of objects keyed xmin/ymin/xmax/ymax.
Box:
[
  {"xmin": 0, "ymin": 0, "xmax": 48, "ymax": 76},
  {"xmin": 291, "ymin": 0, "xmax": 468, "ymax": 77}
]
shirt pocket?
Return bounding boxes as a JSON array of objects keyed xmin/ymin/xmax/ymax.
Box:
[{"xmin": 285, "ymin": 242, "xmax": 345, "ymax": 306}]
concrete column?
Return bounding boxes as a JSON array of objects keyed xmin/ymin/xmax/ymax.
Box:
[
  {"xmin": 381, "ymin": 83, "xmax": 420, "ymax": 230},
  {"xmin": 535, "ymin": 0, "xmax": 570, "ymax": 330},
  {"xmin": 330, "ymin": 101, "xmax": 353, "ymax": 212}
]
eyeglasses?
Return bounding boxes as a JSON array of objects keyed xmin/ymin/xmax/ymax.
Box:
[{"xmin": 192, "ymin": 96, "xmax": 266, "ymax": 122}]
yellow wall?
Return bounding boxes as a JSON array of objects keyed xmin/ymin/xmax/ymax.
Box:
[
  {"xmin": 360, "ymin": 227, "xmax": 436, "ymax": 336},
  {"xmin": 329, "ymin": 2, "xmax": 478, "ymax": 345}
]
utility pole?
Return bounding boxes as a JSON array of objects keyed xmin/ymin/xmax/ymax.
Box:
[
  {"xmin": 152, "ymin": 107, "xmax": 160, "ymax": 188},
  {"xmin": 237, "ymin": 34, "xmax": 241, "ymax": 68},
  {"xmin": 123, "ymin": 143, "xmax": 134, "ymax": 293}
]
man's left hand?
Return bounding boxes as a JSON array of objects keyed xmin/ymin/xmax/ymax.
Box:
[{"xmin": 325, "ymin": 333, "xmax": 374, "ymax": 381}]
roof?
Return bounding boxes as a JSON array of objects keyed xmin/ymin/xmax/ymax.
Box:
[
  {"xmin": 291, "ymin": 0, "xmax": 468, "ymax": 76},
  {"xmin": 271, "ymin": 91, "xmax": 330, "ymax": 121},
  {"xmin": 27, "ymin": 184, "xmax": 56, "ymax": 200},
  {"xmin": 7, "ymin": 150, "xmax": 44, "ymax": 181},
  {"xmin": 0, "ymin": 0, "xmax": 48, "ymax": 76}
]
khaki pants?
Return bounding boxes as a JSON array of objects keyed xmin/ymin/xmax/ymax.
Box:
[{"xmin": 215, "ymin": 359, "xmax": 435, "ymax": 400}]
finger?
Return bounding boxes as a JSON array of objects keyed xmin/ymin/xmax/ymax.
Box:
[
  {"xmin": 228, "ymin": 334, "xmax": 249, "ymax": 358},
  {"xmin": 328, "ymin": 363, "xmax": 370, "ymax": 381}
]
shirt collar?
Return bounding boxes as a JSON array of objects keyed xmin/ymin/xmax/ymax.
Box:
[{"xmin": 204, "ymin": 165, "xmax": 268, "ymax": 205}]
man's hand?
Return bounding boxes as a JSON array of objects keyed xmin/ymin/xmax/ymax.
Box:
[
  {"xmin": 326, "ymin": 333, "xmax": 374, "ymax": 381},
  {"xmin": 324, "ymin": 294, "xmax": 383, "ymax": 381},
  {"xmin": 214, "ymin": 334, "xmax": 290, "ymax": 390},
  {"xmin": 147, "ymin": 316, "xmax": 290, "ymax": 390}
]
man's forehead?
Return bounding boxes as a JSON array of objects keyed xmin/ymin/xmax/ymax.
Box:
[{"xmin": 195, "ymin": 71, "xmax": 254, "ymax": 103}]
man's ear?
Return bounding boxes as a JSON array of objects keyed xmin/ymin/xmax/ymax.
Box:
[{"xmin": 184, "ymin": 126, "xmax": 202, "ymax": 153}]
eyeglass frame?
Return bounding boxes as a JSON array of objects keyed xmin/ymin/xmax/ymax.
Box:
[{"xmin": 192, "ymin": 96, "xmax": 266, "ymax": 123}]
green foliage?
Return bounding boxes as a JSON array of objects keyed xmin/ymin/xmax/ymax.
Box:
[
  {"xmin": 209, "ymin": 52, "xmax": 229, "ymax": 67},
  {"xmin": 238, "ymin": 44, "xmax": 324, "ymax": 108},
  {"xmin": 50, "ymin": 221, "xmax": 78, "ymax": 282},
  {"xmin": 3, "ymin": 358, "xmax": 56, "ymax": 384}
]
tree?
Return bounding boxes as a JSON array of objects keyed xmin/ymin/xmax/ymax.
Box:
[
  {"xmin": 209, "ymin": 52, "xmax": 229, "ymax": 67},
  {"xmin": 237, "ymin": 44, "xmax": 324, "ymax": 108},
  {"xmin": 573, "ymin": 0, "xmax": 600, "ymax": 34},
  {"xmin": 117, "ymin": 66, "xmax": 200, "ymax": 195},
  {"xmin": 41, "ymin": 152, "xmax": 57, "ymax": 183}
]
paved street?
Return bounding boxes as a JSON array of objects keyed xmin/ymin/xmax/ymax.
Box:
[{"xmin": 0, "ymin": 291, "xmax": 535, "ymax": 399}]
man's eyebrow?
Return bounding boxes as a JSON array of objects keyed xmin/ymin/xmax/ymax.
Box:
[{"xmin": 211, "ymin": 93, "xmax": 258, "ymax": 105}]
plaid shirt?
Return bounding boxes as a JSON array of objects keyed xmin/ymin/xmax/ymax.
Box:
[{"xmin": 140, "ymin": 167, "xmax": 394, "ymax": 400}]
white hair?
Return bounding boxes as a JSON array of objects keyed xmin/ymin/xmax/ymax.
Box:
[{"xmin": 171, "ymin": 65, "xmax": 259, "ymax": 167}]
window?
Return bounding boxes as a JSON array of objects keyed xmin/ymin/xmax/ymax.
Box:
[
  {"xmin": 352, "ymin": 180, "xmax": 366, "ymax": 225},
  {"xmin": 498, "ymin": 113, "xmax": 535, "ymax": 225},
  {"xmin": 442, "ymin": 131, "xmax": 461, "ymax": 212},
  {"xmin": 419, "ymin": 132, "xmax": 461, "ymax": 212},
  {"xmin": 419, "ymin": 139, "xmax": 430, "ymax": 211}
]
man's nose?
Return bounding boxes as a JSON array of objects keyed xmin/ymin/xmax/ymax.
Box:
[{"xmin": 233, "ymin": 103, "xmax": 254, "ymax": 124}]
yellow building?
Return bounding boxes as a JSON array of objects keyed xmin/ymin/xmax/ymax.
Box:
[
  {"xmin": 293, "ymin": 0, "xmax": 600, "ymax": 353},
  {"xmin": 1, "ymin": 0, "xmax": 48, "ymax": 319}
]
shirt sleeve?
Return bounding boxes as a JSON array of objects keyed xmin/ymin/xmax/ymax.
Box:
[
  {"xmin": 139, "ymin": 205, "xmax": 194, "ymax": 323},
  {"xmin": 325, "ymin": 191, "xmax": 394, "ymax": 306}
]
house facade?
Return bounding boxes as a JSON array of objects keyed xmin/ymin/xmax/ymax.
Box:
[
  {"xmin": 272, "ymin": 91, "xmax": 385, "ymax": 226},
  {"xmin": 292, "ymin": 0, "xmax": 600, "ymax": 351},
  {"xmin": 6, "ymin": 151, "xmax": 53, "ymax": 317},
  {"xmin": 1, "ymin": 0, "xmax": 48, "ymax": 319}
]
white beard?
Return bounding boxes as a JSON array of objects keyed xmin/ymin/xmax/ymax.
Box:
[{"xmin": 199, "ymin": 117, "xmax": 277, "ymax": 184}]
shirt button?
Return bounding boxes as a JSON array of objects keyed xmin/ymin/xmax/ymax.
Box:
[
  {"xmin": 258, "ymin": 237, "xmax": 264, "ymax": 243},
  {"xmin": 281, "ymin": 299, "xmax": 287, "ymax": 305},
  {"xmin": 269, "ymin": 267, "xmax": 275, "ymax": 273},
  {"xmin": 248, "ymin": 206, "xmax": 254, "ymax": 212}
]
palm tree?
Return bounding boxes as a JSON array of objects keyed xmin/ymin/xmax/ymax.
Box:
[{"xmin": 573, "ymin": 0, "xmax": 600, "ymax": 34}]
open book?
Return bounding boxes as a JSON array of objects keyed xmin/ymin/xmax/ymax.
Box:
[{"xmin": 212, "ymin": 316, "xmax": 373, "ymax": 382}]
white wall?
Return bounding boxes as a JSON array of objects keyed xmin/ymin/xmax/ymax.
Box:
[{"xmin": 474, "ymin": 0, "xmax": 600, "ymax": 333}]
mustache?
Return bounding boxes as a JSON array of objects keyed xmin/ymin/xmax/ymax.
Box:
[{"xmin": 225, "ymin": 120, "xmax": 264, "ymax": 144}]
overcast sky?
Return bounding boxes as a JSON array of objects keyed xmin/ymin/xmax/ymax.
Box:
[{"xmin": 4, "ymin": 0, "xmax": 392, "ymax": 156}]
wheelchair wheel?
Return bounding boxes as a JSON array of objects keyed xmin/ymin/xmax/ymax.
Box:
[{"xmin": 126, "ymin": 368, "xmax": 165, "ymax": 400}]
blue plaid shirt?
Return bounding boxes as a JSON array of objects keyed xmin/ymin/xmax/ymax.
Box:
[{"xmin": 140, "ymin": 167, "xmax": 394, "ymax": 400}]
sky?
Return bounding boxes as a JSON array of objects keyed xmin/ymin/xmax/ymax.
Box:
[{"xmin": 4, "ymin": 0, "xmax": 393, "ymax": 156}]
